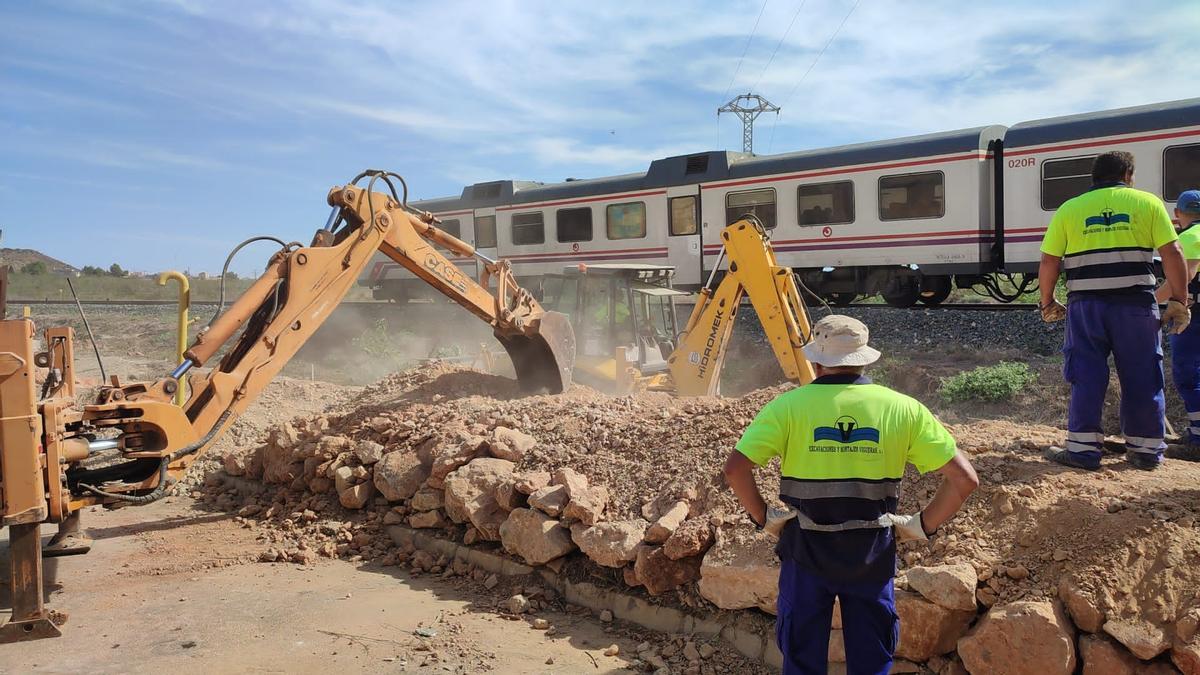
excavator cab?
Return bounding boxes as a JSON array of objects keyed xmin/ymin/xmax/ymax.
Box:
[{"xmin": 541, "ymin": 264, "xmax": 686, "ymax": 390}]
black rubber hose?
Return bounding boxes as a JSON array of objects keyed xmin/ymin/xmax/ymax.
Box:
[{"xmin": 210, "ymin": 236, "xmax": 290, "ymax": 326}]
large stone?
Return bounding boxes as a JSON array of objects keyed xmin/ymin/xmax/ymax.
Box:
[
  {"xmin": 894, "ymin": 590, "xmax": 974, "ymax": 662},
  {"xmin": 1058, "ymin": 576, "xmax": 1105, "ymax": 633},
  {"xmin": 354, "ymin": 440, "xmax": 385, "ymax": 465},
  {"xmin": 408, "ymin": 509, "xmax": 449, "ymax": 529},
  {"xmin": 499, "ymin": 508, "xmax": 575, "ymax": 565},
  {"xmin": 563, "ymin": 486, "xmax": 609, "ymax": 526},
  {"xmin": 641, "ymin": 479, "xmax": 701, "ymax": 521},
  {"xmin": 907, "ymin": 564, "xmax": 978, "ymax": 612},
  {"xmin": 489, "ymin": 427, "xmax": 537, "ymax": 462},
  {"xmin": 645, "ymin": 501, "xmax": 689, "ymax": 544},
  {"xmin": 571, "ymin": 520, "xmax": 648, "ymax": 568},
  {"xmin": 429, "ymin": 435, "xmax": 486, "ymax": 482},
  {"xmin": 957, "ymin": 601, "xmax": 1076, "ymax": 675},
  {"xmin": 551, "ymin": 467, "xmax": 589, "ymax": 499},
  {"xmin": 1102, "ymin": 619, "xmax": 1171, "ymax": 660},
  {"xmin": 513, "ymin": 471, "xmax": 551, "ymax": 495},
  {"xmin": 1079, "ymin": 634, "xmax": 1138, "ymax": 675},
  {"xmin": 1174, "ymin": 639, "xmax": 1200, "ymax": 675},
  {"xmin": 634, "ymin": 545, "xmax": 701, "ymax": 596},
  {"xmin": 697, "ymin": 530, "xmax": 779, "ymax": 614},
  {"xmin": 333, "ymin": 464, "xmax": 355, "ymax": 493},
  {"xmin": 443, "ymin": 458, "xmax": 514, "ymax": 541},
  {"xmin": 409, "ymin": 488, "xmax": 443, "ymax": 512},
  {"xmin": 373, "ymin": 452, "xmax": 429, "ymax": 502},
  {"xmin": 529, "ymin": 485, "xmax": 569, "ymax": 517},
  {"xmin": 663, "ymin": 517, "xmax": 715, "ymax": 560},
  {"xmin": 338, "ymin": 480, "xmax": 374, "ymax": 509},
  {"xmin": 495, "ymin": 477, "xmax": 527, "ymax": 512}
]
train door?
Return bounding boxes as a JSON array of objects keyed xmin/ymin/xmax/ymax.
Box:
[
  {"xmin": 473, "ymin": 207, "xmax": 498, "ymax": 280},
  {"xmin": 665, "ymin": 185, "xmax": 702, "ymax": 289}
]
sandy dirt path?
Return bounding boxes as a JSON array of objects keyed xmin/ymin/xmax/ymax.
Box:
[{"xmin": 2, "ymin": 498, "xmax": 647, "ymax": 674}]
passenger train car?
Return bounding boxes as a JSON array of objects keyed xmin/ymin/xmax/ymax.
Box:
[{"xmin": 361, "ymin": 98, "xmax": 1200, "ymax": 306}]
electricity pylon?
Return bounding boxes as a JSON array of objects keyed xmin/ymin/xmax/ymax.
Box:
[{"xmin": 718, "ymin": 93, "xmax": 780, "ymax": 154}]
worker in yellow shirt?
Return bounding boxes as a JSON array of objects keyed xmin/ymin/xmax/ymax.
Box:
[
  {"xmin": 1039, "ymin": 151, "xmax": 1190, "ymax": 471},
  {"xmin": 723, "ymin": 315, "xmax": 978, "ymax": 675},
  {"xmin": 1162, "ymin": 189, "xmax": 1200, "ymax": 462}
]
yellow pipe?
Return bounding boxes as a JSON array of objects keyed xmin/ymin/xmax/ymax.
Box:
[{"xmin": 157, "ymin": 271, "xmax": 190, "ymax": 405}]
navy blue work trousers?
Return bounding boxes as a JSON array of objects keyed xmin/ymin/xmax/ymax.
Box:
[
  {"xmin": 1170, "ymin": 315, "xmax": 1200, "ymax": 443},
  {"xmin": 776, "ymin": 559, "xmax": 896, "ymax": 675},
  {"xmin": 1062, "ymin": 296, "xmax": 1165, "ymax": 466}
]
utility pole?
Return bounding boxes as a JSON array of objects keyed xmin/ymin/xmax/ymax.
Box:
[{"xmin": 718, "ymin": 93, "xmax": 780, "ymax": 154}]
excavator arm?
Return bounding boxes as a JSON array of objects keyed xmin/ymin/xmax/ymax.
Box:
[
  {"xmin": 666, "ymin": 216, "xmax": 816, "ymax": 396},
  {"xmin": 0, "ymin": 170, "xmax": 574, "ymax": 641}
]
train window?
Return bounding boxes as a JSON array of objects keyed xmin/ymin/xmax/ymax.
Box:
[
  {"xmin": 1041, "ymin": 156, "xmax": 1096, "ymax": 210},
  {"xmin": 556, "ymin": 207, "xmax": 593, "ymax": 242},
  {"xmin": 670, "ymin": 196, "xmax": 698, "ymax": 236},
  {"xmin": 474, "ymin": 215, "xmax": 497, "ymax": 248},
  {"xmin": 607, "ymin": 202, "xmax": 647, "ymax": 240},
  {"xmin": 511, "ymin": 212, "xmax": 545, "ymax": 245},
  {"xmin": 879, "ymin": 172, "xmax": 944, "ymax": 220},
  {"xmin": 1164, "ymin": 144, "xmax": 1200, "ymax": 201},
  {"xmin": 439, "ymin": 219, "xmax": 461, "ymax": 239},
  {"xmin": 726, "ymin": 188, "xmax": 776, "ymax": 229},
  {"xmin": 797, "ymin": 181, "xmax": 854, "ymax": 226}
]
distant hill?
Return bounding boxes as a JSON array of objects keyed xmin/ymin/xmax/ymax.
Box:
[{"xmin": 0, "ymin": 248, "xmax": 78, "ymax": 275}]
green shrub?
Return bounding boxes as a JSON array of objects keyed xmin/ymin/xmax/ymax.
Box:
[{"xmin": 939, "ymin": 361, "xmax": 1035, "ymax": 403}]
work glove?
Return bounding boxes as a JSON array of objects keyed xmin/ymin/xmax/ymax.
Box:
[
  {"xmin": 891, "ymin": 512, "xmax": 929, "ymax": 543},
  {"xmin": 763, "ymin": 507, "xmax": 797, "ymax": 539},
  {"xmin": 1162, "ymin": 299, "xmax": 1191, "ymax": 335},
  {"xmin": 1040, "ymin": 300, "xmax": 1066, "ymax": 323}
]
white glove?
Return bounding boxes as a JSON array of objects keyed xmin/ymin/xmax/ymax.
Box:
[
  {"xmin": 891, "ymin": 512, "xmax": 928, "ymax": 542},
  {"xmin": 763, "ymin": 507, "xmax": 797, "ymax": 539}
]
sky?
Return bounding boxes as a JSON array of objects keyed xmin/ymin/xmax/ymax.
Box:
[{"xmin": 3, "ymin": 0, "xmax": 1198, "ymax": 275}]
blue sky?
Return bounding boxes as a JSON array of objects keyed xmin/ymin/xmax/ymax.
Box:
[{"xmin": 3, "ymin": 0, "xmax": 1197, "ymax": 274}]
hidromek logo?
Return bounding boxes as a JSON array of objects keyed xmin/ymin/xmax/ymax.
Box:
[{"xmin": 697, "ymin": 308, "xmax": 724, "ymax": 377}]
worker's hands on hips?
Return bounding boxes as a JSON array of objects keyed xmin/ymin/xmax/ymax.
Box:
[
  {"xmin": 892, "ymin": 512, "xmax": 929, "ymax": 543},
  {"xmin": 1039, "ymin": 299, "xmax": 1066, "ymax": 323},
  {"xmin": 763, "ymin": 507, "xmax": 796, "ymax": 539},
  {"xmin": 1162, "ymin": 299, "xmax": 1191, "ymax": 335}
]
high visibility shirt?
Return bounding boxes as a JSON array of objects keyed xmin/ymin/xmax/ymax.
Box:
[
  {"xmin": 1179, "ymin": 223, "xmax": 1200, "ymax": 298},
  {"xmin": 736, "ymin": 374, "xmax": 957, "ymax": 582},
  {"xmin": 1040, "ymin": 183, "xmax": 1177, "ymax": 297}
]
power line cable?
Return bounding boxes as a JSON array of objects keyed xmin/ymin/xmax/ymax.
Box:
[
  {"xmin": 769, "ymin": 0, "xmax": 863, "ymax": 152},
  {"xmin": 721, "ymin": 0, "xmax": 770, "ymax": 102},
  {"xmin": 750, "ymin": 0, "xmax": 810, "ymax": 92}
]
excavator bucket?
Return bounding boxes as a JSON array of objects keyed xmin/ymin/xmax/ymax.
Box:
[{"xmin": 496, "ymin": 310, "xmax": 576, "ymax": 394}]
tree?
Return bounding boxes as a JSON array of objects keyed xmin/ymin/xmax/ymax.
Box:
[
  {"xmin": 20, "ymin": 261, "xmax": 47, "ymax": 275},
  {"xmin": 108, "ymin": 263, "xmax": 128, "ymax": 277},
  {"xmin": 81, "ymin": 265, "xmax": 105, "ymax": 276},
  {"xmin": 224, "ymin": 271, "xmax": 239, "ymax": 281}
]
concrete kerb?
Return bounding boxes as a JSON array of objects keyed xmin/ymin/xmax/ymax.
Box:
[{"xmin": 385, "ymin": 525, "xmax": 784, "ymax": 669}]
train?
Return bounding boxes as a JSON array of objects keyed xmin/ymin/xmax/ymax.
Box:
[{"xmin": 361, "ymin": 98, "xmax": 1200, "ymax": 307}]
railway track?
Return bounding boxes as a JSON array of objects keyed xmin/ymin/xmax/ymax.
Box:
[{"xmin": 843, "ymin": 302, "xmax": 1038, "ymax": 311}]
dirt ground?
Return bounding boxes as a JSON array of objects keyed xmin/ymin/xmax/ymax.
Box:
[{"xmin": 2, "ymin": 498, "xmax": 656, "ymax": 674}]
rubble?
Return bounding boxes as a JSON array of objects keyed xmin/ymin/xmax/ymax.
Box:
[
  {"xmin": 957, "ymin": 601, "xmax": 1076, "ymax": 675},
  {"xmin": 217, "ymin": 362, "xmax": 1200, "ymax": 673}
]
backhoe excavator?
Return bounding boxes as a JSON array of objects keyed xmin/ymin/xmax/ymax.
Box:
[
  {"xmin": 542, "ymin": 215, "xmax": 816, "ymax": 396},
  {"xmin": 0, "ymin": 170, "xmax": 575, "ymax": 643}
]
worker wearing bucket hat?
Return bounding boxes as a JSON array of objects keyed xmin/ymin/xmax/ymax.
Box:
[{"xmin": 723, "ymin": 315, "xmax": 978, "ymax": 675}]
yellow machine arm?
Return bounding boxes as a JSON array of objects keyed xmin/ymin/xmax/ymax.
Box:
[
  {"xmin": 0, "ymin": 170, "xmax": 574, "ymax": 642},
  {"xmin": 666, "ymin": 216, "xmax": 816, "ymax": 396}
]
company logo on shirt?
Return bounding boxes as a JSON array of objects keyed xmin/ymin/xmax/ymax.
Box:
[
  {"xmin": 1084, "ymin": 208, "xmax": 1131, "ymax": 229},
  {"xmin": 813, "ymin": 416, "xmax": 881, "ymax": 444}
]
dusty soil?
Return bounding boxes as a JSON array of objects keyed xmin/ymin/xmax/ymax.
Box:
[{"xmin": 2, "ymin": 498, "xmax": 690, "ymax": 674}]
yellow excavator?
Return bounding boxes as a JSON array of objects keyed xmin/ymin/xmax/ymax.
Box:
[
  {"xmin": 0, "ymin": 170, "xmax": 575, "ymax": 642},
  {"xmin": 541, "ymin": 215, "xmax": 817, "ymax": 396}
]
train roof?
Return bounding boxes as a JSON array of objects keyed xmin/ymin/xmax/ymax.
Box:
[
  {"xmin": 727, "ymin": 125, "xmax": 1005, "ymax": 179},
  {"xmin": 1006, "ymin": 98, "xmax": 1200, "ymax": 148}
]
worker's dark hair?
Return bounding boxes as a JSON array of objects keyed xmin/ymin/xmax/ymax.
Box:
[{"xmin": 1092, "ymin": 151, "xmax": 1135, "ymax": 184}]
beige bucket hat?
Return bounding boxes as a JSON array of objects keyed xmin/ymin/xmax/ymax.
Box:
[{"xmin": 802, "ymin": 315, "xmax": 881, "ymax": 367}]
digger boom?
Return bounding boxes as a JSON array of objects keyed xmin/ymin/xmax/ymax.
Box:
[{"xmin": 0, "ymin": 170, "xmax": 575, "ymax": 642}]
